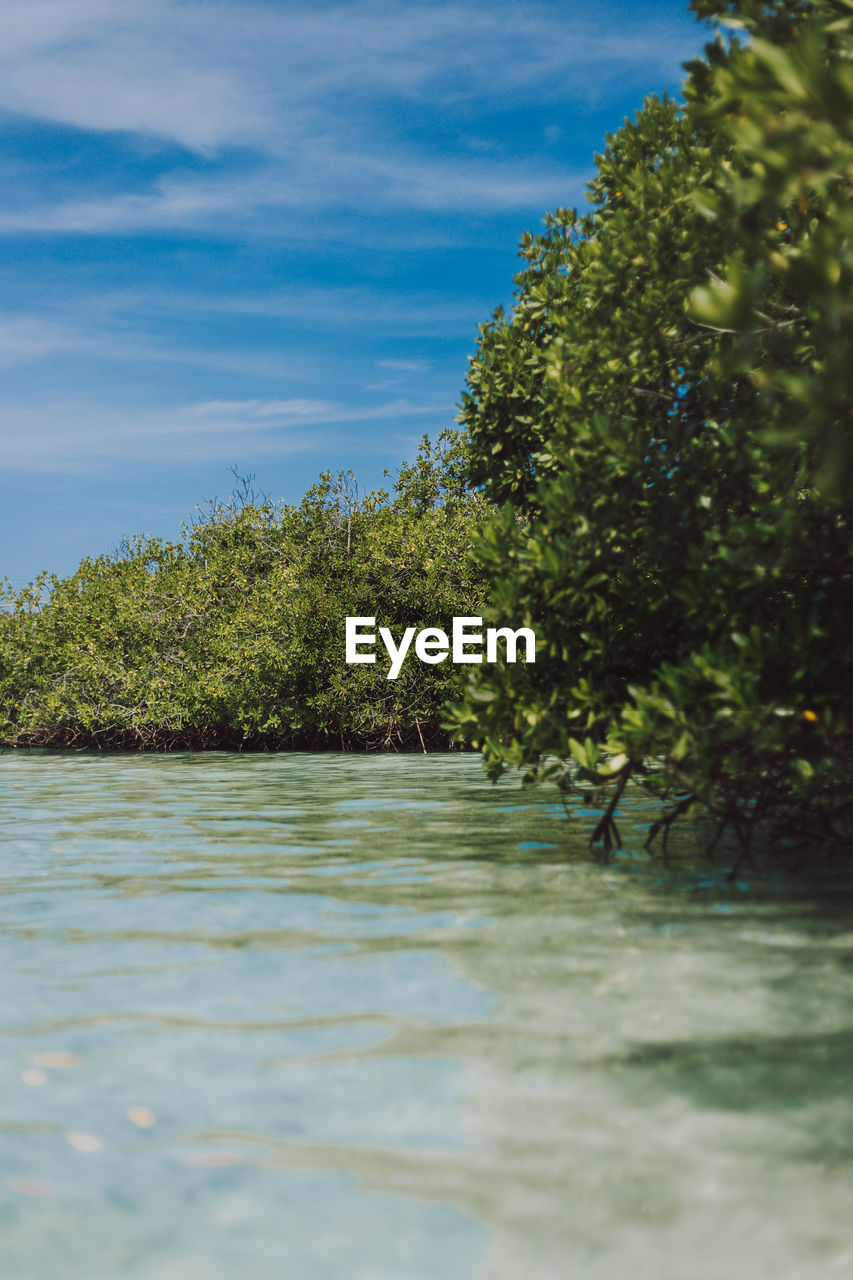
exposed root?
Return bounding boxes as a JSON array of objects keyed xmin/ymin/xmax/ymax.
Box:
[
  {"xmin": 590, "ymin": 765, "xmax": 632, "ymax": 856},
  {"xmin": 644, "ymin": 793, "xmax": 694, "ymax": 861}
]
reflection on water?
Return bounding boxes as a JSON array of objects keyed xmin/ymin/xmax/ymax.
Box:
[{"xmin": 1, "ymin": 751, "xmax": 852, "ymax": 1279}]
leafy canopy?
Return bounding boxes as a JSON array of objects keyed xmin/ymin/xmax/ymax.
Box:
[{"xmin": 451, "ymin": 0, "xmax": 853, "ymax": 861}]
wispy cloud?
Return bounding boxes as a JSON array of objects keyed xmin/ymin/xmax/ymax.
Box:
[
  {"xmin": 1, "ymin": 393, "xmax": 454, "ymax": 470},
  {"xmin": 377, "ymin": 359, "xmax": 431, "ymax": 373},
  {"xmin": 0, "ymin": 1, "xmax": 697, "ymax": 152},
  {"xmin": 0, "ymin": 285, "xmax": 483, "ymax": 387},
  {"xmin": 0, "ymin": 0, "xmax": 698, "ymax": 231},
  {"xmin": 0, "ymin": 311, "xmax": 322, "ymax": 380},
  {"xmin": 0, "ymin": 154, "xmax": 589, "ymax": 234}
]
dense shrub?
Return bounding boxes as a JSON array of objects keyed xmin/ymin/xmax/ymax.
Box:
[
  {"xmin": 450, "ymin": 0, "xmax": 853, "ymax": 863},
  {"xmin": 0, "ymin": 434, "xmax": 490, "ymax": 751}
]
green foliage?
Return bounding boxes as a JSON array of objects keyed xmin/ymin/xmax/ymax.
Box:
[
  {"xmin": 686, "ymin": 0, "xmax": 853, "ymax": 498},
  {"xmin": 451, "ymin": 4, "xmax": 853, "ymax": 861},
  {"xmin": 0, "ymin": 433, "xmax": 490, "ymax": 751}
]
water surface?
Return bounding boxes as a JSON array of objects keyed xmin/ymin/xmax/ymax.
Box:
[{"xmin": 1, "ymin": 751, "xmax": 852, "ymax": 1278}]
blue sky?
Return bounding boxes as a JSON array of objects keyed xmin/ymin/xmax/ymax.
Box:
[{"xmin": 1, "ymin": 0, "xmax": 708, "ymax": 587}]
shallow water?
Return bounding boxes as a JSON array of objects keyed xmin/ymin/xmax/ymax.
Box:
[{"xmin": 1, "ymin": 750, "xmax": 852, "ymax": 1279}]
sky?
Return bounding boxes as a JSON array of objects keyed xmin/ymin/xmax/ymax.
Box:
[{"xmin": 1, "ymin": 0, "xmax": 709, "ymax": 588}]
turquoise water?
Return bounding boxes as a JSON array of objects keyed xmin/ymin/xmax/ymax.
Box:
[{"xmin": 1, "ymin": 751, "xmax": 852, "ymax": 1279}]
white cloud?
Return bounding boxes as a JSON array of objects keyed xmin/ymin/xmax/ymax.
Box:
[
  {"xmin": 0, "ymin": 152, "xmax": 588, "ymax": 233},
  {"xmin": 189, "ymin": 398, "xmax": 338, "ymax": 420},
  {"xmin": 0, "ymin": 0, "xmax": 267, "ymax": 152},
  {"xmin": 0, "ymin": 310, "xmax": 323, "ymax": 379},
  {"xmin": 0, "ymin": 282, "xmax": 485, "ymax": 367},
  {"xmin": 377, "ymin": 359, "xmax": 430, "ymax": 372},
  {"xmin": 0, "ymin": 1, "xmax": 698, "ymax": 152},
  {"xmin": 0, "ymin": 314, "xmax": 103, "ymax": 366},
  {"xmin": 0, "ymin": 393, "xmax": 453, "ymax": 470},
  {"xmin": 0, "ymin": 0, "xmax": 699, "ymax": 229},
  {"xmin": 152, "ymin": 283, "xmax": 484, "ymax": 334}
]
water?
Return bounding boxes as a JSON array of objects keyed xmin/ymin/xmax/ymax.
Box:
[{"xmin": 1, "ymin": 751, "xmax": 852, "ymax": 1279}]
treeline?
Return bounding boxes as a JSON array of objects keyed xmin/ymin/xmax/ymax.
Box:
[{"xmin": 0, "ymin": 435, "xmax": 489, "ymax": 751}]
